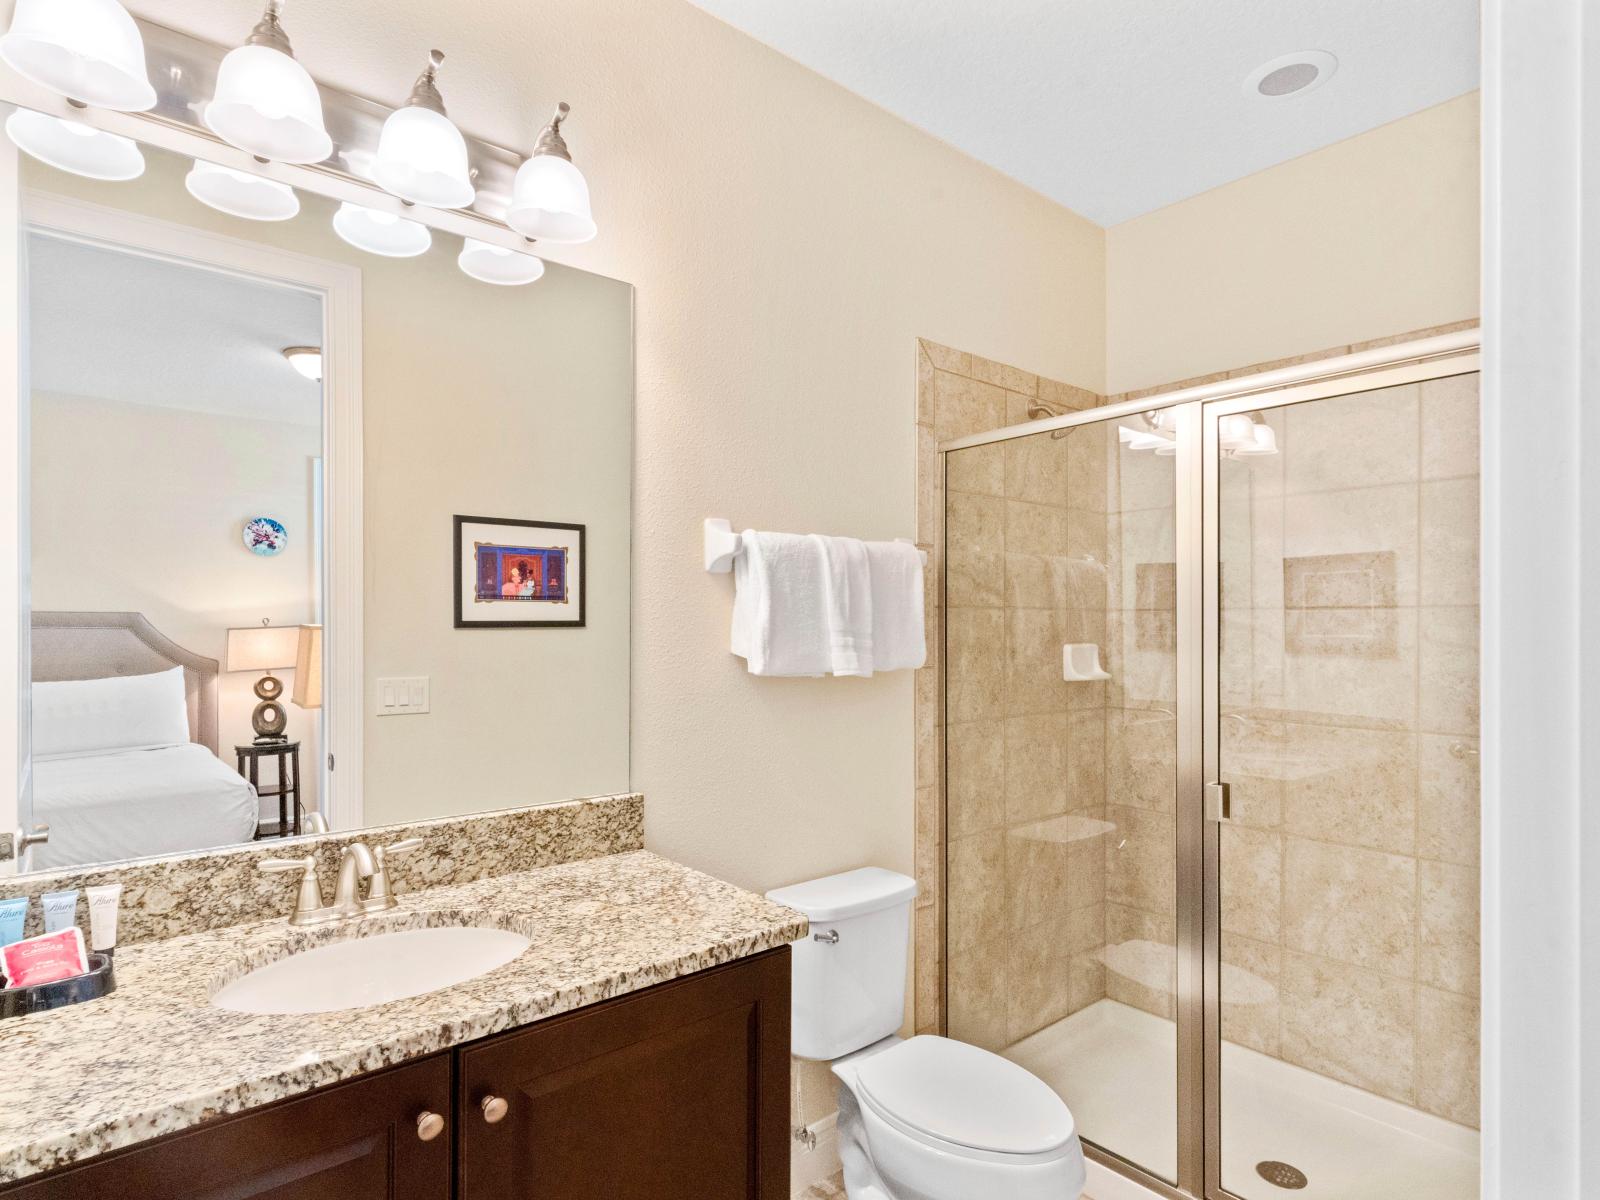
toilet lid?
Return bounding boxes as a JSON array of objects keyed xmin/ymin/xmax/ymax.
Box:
[{"xmin": 855, "ymin": 1036, "xmax": 1076, "ymax": 1156}]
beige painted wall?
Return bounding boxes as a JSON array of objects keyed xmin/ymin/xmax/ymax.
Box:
[
  {"xmin": 30, "ymin": 392, "xmax": 322, "ymax": 813},
  {"xmin": 24, "ymin": 152, "xmax": 634, "ymax": 828},
  {"xmin": 1105, "ymin": 94, "xmax": 1480, "ymax": 394}
]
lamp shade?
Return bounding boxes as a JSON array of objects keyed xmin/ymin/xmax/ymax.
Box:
[
  {"xmin": 0, "ymin": 0, "xmax": 156, "ymax": 111},
  {"xmin": 331, "ymin": 201, "xmax": 431, "ymax": 257},
  {"xmin": 184, "ymin": 159, "xmax": 299, "ymax": 220},
  {"xmin": 291, "ymin": 624, "xmax": 322, "ymax": 709},
  {"xmin": 374, "ymin": 105, "xmax": 474, "ymax": 209},
  {"xmin": 507, "ymin": 152, "xmax": 595, "ymax": 244},
  {"xmin": 205, "ymin": 4, "xmax": 331, "ymax": 166},
  {"xmin": 226, "ymin": 623, "xmax": 300, "ymax": 672},
  {"xmin": 458, "ymin": 238, "xmax": 545, "ymax": 286},
  {"xmin": 5, "ymin": 108, "xmax": 143, "ymax": 180}
]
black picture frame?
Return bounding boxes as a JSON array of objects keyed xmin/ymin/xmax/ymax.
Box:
[{"xmin": 453, "ymin": 514, "xmax": 587, "ymax": 629}]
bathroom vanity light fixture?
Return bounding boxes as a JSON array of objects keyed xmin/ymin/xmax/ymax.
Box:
[
  {"xmin": 4, "ymin": 108, "xmax": 143, "ymax": 180},
  {"xmin": 507, "ymin": 102, "xmax": 597, "ymax": 244},
  {"xmin": 1119, "ymin": 411, "xmax": 1278, "ymax": 458},
  {"xmin": 281, "ymin": 345, "xmax": 322, "ymax": 382},
  {"xmin": 331, "ymin": 200, "xmax": 432, "ymax": 257},
  {"xmin": 372, "ymin": 50, "xmax": 475, "ymax": 209},
  {"xmin": 206, "ymin": 1, "xmax": 332, "ymax": 164},
  {"xmin": 0, "ymin": 0, "xmax": 156, "ymax": 111},
  {"xmin": 186, "ymin": 159, "xmax": 300, "ymax": 220},
  {"xmin": 458, "ymin": 237, "xmax": 545, "ymax": 285}
]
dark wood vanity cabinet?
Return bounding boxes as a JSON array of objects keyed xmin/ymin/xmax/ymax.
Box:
[
  {"xmin": 457, "ymin": 946, "xmax": 790, "ymax": 1200},
  {"xmin": 3, "ymin": 948, "xmax": 790, "ymax": 1200},
  {"xmin": 5, "ymin": 1053, "xmax": 452, "ymax": 1200}
]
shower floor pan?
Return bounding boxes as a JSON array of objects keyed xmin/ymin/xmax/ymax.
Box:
[{"xmin": 1006, "ymin": 999, "xmax": 1478, "ymax": 1200}]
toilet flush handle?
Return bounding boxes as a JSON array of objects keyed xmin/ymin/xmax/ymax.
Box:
[{"xmin": 813, "ymin": 929, "xmax": 840, "ymax": 945}]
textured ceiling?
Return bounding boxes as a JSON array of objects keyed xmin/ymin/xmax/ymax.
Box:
[
  {"xmin": 682, "ymin": 0, "xmax": 1480, "ymax": 225},
  {"xmin": 28, "ymin": 232, "xmax": 322, "ymax": 425}
]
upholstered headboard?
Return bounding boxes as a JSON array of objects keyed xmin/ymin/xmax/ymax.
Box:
[{"xmin": 30, "ymin": 611, "xmax": 219, "ymax": 754}]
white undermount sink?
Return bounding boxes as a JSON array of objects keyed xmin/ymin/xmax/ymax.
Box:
[{"xmin": 211, "ymin": 926, "xmax": 532, "ymax": 1015}]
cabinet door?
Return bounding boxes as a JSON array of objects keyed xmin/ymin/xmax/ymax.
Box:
[
  {"xmin": 457, "ymin": 947, "xmax": 790, "ymax": 1200},
  {"xmin": 5, "ymin": 1054, "xmax": 451, "ymax": 1200}
]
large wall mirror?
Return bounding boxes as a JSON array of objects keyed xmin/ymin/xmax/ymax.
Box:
[{"xmin": 3, "ymin": 113, "xmax": 633, "ymax": 874}]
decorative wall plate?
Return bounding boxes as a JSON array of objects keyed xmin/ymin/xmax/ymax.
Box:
[{"xmin": 243, "ymin": 517, "xmax": 288, "ymax": 556}]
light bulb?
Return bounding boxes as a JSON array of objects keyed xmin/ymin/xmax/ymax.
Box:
[
  {"xmin": 458, "ymin": 238, "xmax": 545, "ymax": 285},
  {"xmin": 0, "ymin": 0, "xmax": 155, "ymax": 111},
  {"xmin": 507, "ymin": 102, "xmax": 596, "ymax": 244},
  {"xmin": 372, "ymin": 51, "xmax": 475, "ymax": 209},
  {"xmin": 4, "ymin": 108, "xmax": 143, "ymax": 180},
  {"xmin": 205, "ymin": 2, "xmax": 331, "ymax": 164},
  {"xmin": 331, "ymin": 201, "xmax": 431, "ymax": 257},
  {"xmin": 185, "ymin": 159, "xmax": 299, "ymax": 221}
]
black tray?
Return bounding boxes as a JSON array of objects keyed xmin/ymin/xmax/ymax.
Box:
[{"xmin": 0, "ymin": 952, "xmax": 115, "ymax": 1019}]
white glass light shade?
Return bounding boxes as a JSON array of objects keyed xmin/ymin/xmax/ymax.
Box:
[
  {"xmin": 331, "ymin": 201, "xmax": 431, "ymax": 258},
  {"xmin": 458, "ymin": 238, "xmax": 545, "ymax": 286},
  {"xmin": 206, "ymin": 43, "xmax": 331, "ymax": 164},
  {"xmin": 373, "ymin": 104, "xmax": 474, "ymax": 208},
  {"xmin": 1218, "ymin": 414, "xmax": 1258, "ymax": 453},
  {"xmin": 185, "ymin": 159, "xmax": 299, "ymax": 221},
  {"xmin": 0, "ymin": 0, "xmax": 155, "ymax": 110},
  {"xmin": 281, "ymin": 346, "xmax": 321, "ymax": 381},
  {"xmin": 507, "ymin": 153, "xmax": 595, "ymax": 243},
  {"xmin": 1232, "ymin": 421, "xmax": 1280, "ymax": 457},
  {"xmin": 4, "ymin": 109, "xmax": 142, "ymax": 180}
]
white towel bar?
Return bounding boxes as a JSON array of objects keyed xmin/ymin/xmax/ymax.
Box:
[{"xmin": 703, "ymin": 518, "xmax": 928, "ymax": 574}]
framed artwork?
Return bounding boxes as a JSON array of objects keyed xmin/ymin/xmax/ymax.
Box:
[{"xmin": 454, "ymin": 515, "xmax": 586, "ymax": 629}]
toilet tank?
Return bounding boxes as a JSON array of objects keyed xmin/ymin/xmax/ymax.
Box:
[{"xmin": 766, "ymin": 867, "xmax": 919, "ymax": 1061}]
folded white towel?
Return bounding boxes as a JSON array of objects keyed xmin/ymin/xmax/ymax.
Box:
[
  {"xmin": 866, "ymin": 540, "xmax": 928, "ymax": 672},
  {"xmin": 812, "ymin": 534, "xmax": 875, "ymax": 677},
  {"xmin": 731, "ymin": 530, "xmax": 830, "ymax": 676}
]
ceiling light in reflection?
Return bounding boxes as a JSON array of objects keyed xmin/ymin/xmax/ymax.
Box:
[{"xmin": 281, "ymin": 345, "xmax": 321, "ymax": 382}]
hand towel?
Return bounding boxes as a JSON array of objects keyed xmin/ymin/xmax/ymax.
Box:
[
  {"xmin": 731, "ymin": 530, "xmax": 831, "ymax": 676},
  {"xmin": 812, "ymin": 534, "xmax": 875, "ymax": 677},
  {"xmin": 865, "ymin": 540, "xmax": 927, "ymax": 672}
]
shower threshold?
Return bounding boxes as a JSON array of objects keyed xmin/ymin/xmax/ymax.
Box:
[{"xmin": 1005, "ymin": 999, "xmax": 1478, "ymax": 1200}]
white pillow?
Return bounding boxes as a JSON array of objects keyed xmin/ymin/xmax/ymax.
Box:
[{"xmin": 31, "ymin": 666, "xmax": 192, "ymax": 760}]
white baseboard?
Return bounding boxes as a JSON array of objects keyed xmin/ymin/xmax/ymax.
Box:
[
  {"xmin": 1085, "ymin": 1157, "xmax": 1165, "ymax": 1200},
  {"xmin": 789, "ymin": 1111, "xmax": 841, "ymax": 1197}
]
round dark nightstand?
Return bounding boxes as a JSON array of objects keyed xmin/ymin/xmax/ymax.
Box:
[{"xmin": 236, "ymin": 741, "xmax": 302, "ymax": 838}]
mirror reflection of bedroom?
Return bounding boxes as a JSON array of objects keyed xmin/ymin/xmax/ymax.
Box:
[
  {"xmin": 7, "ymin": 136, "xmax": 634, "ymax": 877},
  {"xmin": 26, "ymin": 235, "xmax": 326, "ymax": 870}
]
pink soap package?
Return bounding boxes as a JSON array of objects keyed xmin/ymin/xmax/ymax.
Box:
[{"xmin": 0, "ymin": 926, "xmax": 90, "ymax": 989}]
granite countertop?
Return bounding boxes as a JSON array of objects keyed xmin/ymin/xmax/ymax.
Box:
[{"xmin": 0, "ymin": 849, "xmax": 808, "ymax": 1183}]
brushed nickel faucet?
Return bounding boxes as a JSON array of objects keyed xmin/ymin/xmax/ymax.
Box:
[{"xmin": 259, "ymin": 837, "xmax": 424, "ymax": 926}]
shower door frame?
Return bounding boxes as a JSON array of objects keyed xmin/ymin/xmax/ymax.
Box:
[{"xmin": 938, "ymin": 329, "xmax": 1481, "ymax": 1200}]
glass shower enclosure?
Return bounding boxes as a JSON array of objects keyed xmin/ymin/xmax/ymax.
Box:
[{"xmin": 941, "ymin": 335, "xmax": 1480, "ymax": 1200}]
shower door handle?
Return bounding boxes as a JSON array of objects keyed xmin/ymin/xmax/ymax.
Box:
[{"xmin": 1204, "ymin": 781, "xmax": 1232, "ymax": 823}]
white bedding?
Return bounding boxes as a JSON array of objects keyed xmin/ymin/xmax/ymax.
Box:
[{"xmin": 30, "ymin": 743, "xmax": 259, "ymax": 870}]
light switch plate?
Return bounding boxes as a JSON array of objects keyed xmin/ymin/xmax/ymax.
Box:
[{"xmin": 376, "ymin": 676, "xmax": 430, "ymax": 716}]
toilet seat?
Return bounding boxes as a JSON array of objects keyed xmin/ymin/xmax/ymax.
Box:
[{"xmin": 853, "ymin": 1035, "xmax": 1077, "ymax": 1161}]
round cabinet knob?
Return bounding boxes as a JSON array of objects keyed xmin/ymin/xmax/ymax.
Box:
[
  {"xmin": 481, "ymin": 1095, "xmax": 509, "ymax": 1124},
  {"xmin": 416, "ymin": 1111, "xmax": 445, "ymax": 1142}
]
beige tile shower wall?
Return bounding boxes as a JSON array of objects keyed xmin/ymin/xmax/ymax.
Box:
[
  {"xmin": 923, "ymin": 339, "xmax": 1106, "ymax": 1049},
  {"xmin": 1215, "ymin": 373, "xmax": 1481, "ymax": 1129}
]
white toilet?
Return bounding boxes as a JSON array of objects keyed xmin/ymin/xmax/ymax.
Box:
[{"xmin": 768, "ymin": 867, "xmax": 1086, "ymax": 1200}]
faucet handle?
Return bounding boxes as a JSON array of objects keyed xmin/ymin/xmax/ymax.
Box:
[
  {"xmin": 365, "ymin": 838, "xmax": 425, "ymax": 911},
  {"xmin": 260, "ymin": 855, "xmax": 324, "ymax": 924}
]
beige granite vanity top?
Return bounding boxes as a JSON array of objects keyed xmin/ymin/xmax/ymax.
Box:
[{"xmin": 0, "ymin": 849, "xmax": 808, "ymax": 1184}]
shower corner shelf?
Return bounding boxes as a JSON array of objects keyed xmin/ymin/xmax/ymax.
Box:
[{"xmin": 1062, "ymin": 643, "xmax": 1110, "ymax": 682}]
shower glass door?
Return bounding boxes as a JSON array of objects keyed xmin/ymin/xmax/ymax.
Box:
[
  {"xmin": 943, "ymin": 408, "xmax": 1185, "ymax": 1188},
  {"xmin": 1205, "ymin": 370, "xmax": 1482, "ymax": 1200}
]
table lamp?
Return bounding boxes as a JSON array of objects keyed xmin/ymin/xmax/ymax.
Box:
[{"xmin": 226, "ymin": 618, "xmax": 300, "ymax": 742}]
